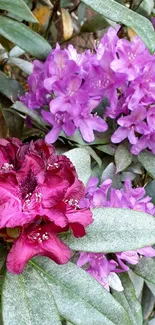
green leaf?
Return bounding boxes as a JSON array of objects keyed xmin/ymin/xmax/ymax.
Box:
[
  {"xmin": 81, "ymin": 14, "xmax": 112, "ymax": 33},
  {"xmin": 115, "ymin": 144, "xmax": 132, "ymax": 173},
  {"xmin": 63, "ymin": 208, "xmax": 155, "ymax": 252},
  {"xmin": 145, "ymin": 180, "xmax": 155, "ymax": 204},
  {"xmin": 132, "ymin": 258, "xmax": 155, "ymax": 284},
  {"xmin": 33, "ymin": 259, "xmax": 131, "ymax": 325},
  {"xmin": 96, "ymin": 144, "xmax": 116, "ymax": 156},
  {"xmin": 64, "ymin": 148, "xmax": 91, "ymax": 186},
  {"xmin": 8, "ymin": 57, "xmax": 33, "ymax": 75},
  {"xmin": 82, "ymin": 0, "xmax": 155, "ymax": 53},
  {"xmin": 2, "ymin": 107, "xmax": 24, "ymax": 138},
  {"xmin": 12, "ymin": 101, "xmax": 48, "ymax": 129},
  {"xmin": 0, "ymin": 0, "xmax": 38, "ymax": 22},
  {"xmin": 141, "ymin": 283, "xmax": 155, "ymax": 321},
  {"xmin": 138, "ymin": 151, "xmax": 155, "ymax": 179},
  {"xmin": 0, "ymin": 17, "xmax": 51, "ymax": 59},
  {"xmin": 112, "ymin": 273, "xmax": 143, "ymax": 325},
  {"xmin": 2, "ymin": 260, "xmax": 131, "ymax": 325},
  {"xmin": 145, "ymin": 280, "xmax": 155, "ymax": 297},
  {"xmin": 137, "ymin": 0, "xmax": 154, "ymax": 17},
  {"xmin": 0, "ymin": 71, "xmax": 24, "ymax": 101},
  {"xmin": 128, "ymin": 270, "xmax": 144, "ymax": 299},
  {"xmin": 2, "ymin": 267, "xmax": 62, "ymax": 325}
]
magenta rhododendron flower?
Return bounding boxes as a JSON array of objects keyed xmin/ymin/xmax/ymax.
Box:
[{"xmin": 0, "ymin": 138, "xmax": 92, "ymax": 274}]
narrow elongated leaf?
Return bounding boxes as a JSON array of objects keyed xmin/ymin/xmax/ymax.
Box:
[
  {"xmin": 2, "ymin": 260, "xmax": 131, "ymax": 325},
  {"xmin": 112, "ymin": 273, "xmax": 143, "ymax": 325},
  {"xmin": 138, "ymin": 151, "xmax": 155, "ymax": 179},
  {"xmin": 128, "ymin": 270, "xmax": 144, "ymax": 299},
  {"xmin": 63, "ymin": 208, "xmax": 155, "ymax": 252},
  {"xmin": 64, "ymin": 148, "xmax": 91, "ymax": 186},
  {"xmin": 115, "ymin": 144, "xmax": 132, "ymax": 173},
  {"xmin": 8, "ymin": 57, "xmax": 33, "ymax": 75},
  {"xmin": 141, "ymin": 283, "xmax": 155, "ymax": 321},
  {"xmin": 0, "ymin": 0, "xmax": 37, "ymax": 22},
  {"xmin": 9, "ymin": 46, "xmax": 25, "ymax": 57},
  {"xmin": 0, "ymin": 17, "xmax": 51, "ymax": 59},
  {"xmin": 145, "ymin": 180, "xmax": 155, "ymax": 204},
  {"xmin": 82, "ymin": 0, "xmax": 155, "ymax": 53},
  {"xmin": 12, "ymin": 101, "xmax": 48, "ymax": 129},
  {"xmin": 132, "ymin": 258, "xmax": 155, "ymax": 284},
  {"xmin": 0, "ymin": 71, "xmax": 24, "ymax": 101}
]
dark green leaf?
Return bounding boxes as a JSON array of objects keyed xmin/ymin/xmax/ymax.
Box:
[
  {"xmin": 138, "ymin": 151, "xmax": 155, "ymax": 179},
  {"xmin": 0, "ymin": 71, "xmax": 24, "ymax": 101},
  {"xmin": 145, "ymin": 181, "xmax": 155, "ymax": 204},
  {"xmin": 112, "ymin": 273, "xmax": 143, "ymax": 325},
  {"xmin": 141, "ymin": 283, "xmax": 155, "ymax": 321},
  {"xmin": 63, "ymin": 208, "xmax": 155, "ymax": 253},
  {"xmin": 2, "ymin": 108, "xmax": 24, "ymax": 138},
  {"xmin": 82, "ymin": 0, "xmax": 155, "ymax": 53},
  {"xmin": 12, "ymin": 101, "xmax": 48, "ymax": 129},
  {"xmin": 132, "ymin": 258, "xmax": 155, "ymax": 284},
  {"xmin": 0, "ymin": 0, "xmax": 38, "ymax": 22},
  {"xmin": 0, "ymin": 17, "xmax": 51, "ymax": 59},
  {"xmin": 81, "ymin": 14, "xmax": 111, "ymax": 33}
]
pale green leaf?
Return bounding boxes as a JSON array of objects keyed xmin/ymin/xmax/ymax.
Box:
[
  {"xmin": 2, "ymin": 267, "xmax": 62, "ymax": 325},
  {"xmin": 82, "ymin": 0, "xmax": 155, "ymax": 53},
  {"xmin": 115, "ymin": 144, "xmax": 132, "ymax": 173},
  {"xmin": 128, "ymin": 270, "xmax": 144, "ymax": 299},
  {"xmin": 64, "ymin": 148, "xmax": 91, "ymax": 186},
  {"xmin": 2, "ymin": 259, "xmax": 132, "ymax": 325},
  {"xmin": 63, "ymin": 208, "xmax": 155, "ymax": 252},
  {"xmin": 31, "ymin": 258, "xmax": 131, "ymax": 325},
  {"xmin": 0, "ymin": 17, "xmax": 51, "ymax": 59},
  {"xmin": 8, "ymin": 57, "xmax": 33, "ymax": 75}
]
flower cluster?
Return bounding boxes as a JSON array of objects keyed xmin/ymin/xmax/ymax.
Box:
[
  {"xmin": 77, "ymin": 177, "xmax": 155, "ymax": 290},
  {"xmin": 21, "ymin": 24, "xmax": 155, "ymax": 154},
  {"xmin": 20, "ymin": 45, "xmax": 108, "ymax": 143},
  {"xmin": 0, "ymin": 138, "xmax": 92, "ymax": 274}
]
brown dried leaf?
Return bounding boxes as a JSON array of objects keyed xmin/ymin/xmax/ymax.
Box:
[
  {"xmin": 31, "ymin": 4, "xmax": 52, "ymax": 31},
  {"xmin": 61, "ymin": 8, "xmax": 73, "ymax": 40}
]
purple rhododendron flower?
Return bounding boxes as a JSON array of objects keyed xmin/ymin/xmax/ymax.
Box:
[
  {"xmin": 77, "ymin": 177, "xmax": 155, "ymax": 289},
  {"xmin": 20, "ymin": 25, "xmax": 155, "ymax": 153}
]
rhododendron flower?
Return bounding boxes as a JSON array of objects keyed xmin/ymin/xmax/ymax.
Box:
[
  {"xmin": 20, "ymin": 25, "xmax": 155, "ymax": 153},
  {"xmin": 77, "ymin": 252, "xmax": 123, "ymax": 291},
  {"xmin": 0, "ymin": 138, "xmax": 92, "ymax": 274},
  {"xmin": 77, "ymin": 177, "xmax": 155, "ymax": 289}
]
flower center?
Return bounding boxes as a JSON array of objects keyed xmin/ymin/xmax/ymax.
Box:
[
  {"xmin": 28, "ymin": 228, "xmax": 49, "ymax": 243},
  {"xmin": 20, "ymin": 171, "xmax": 37, "ymax": 200}
]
